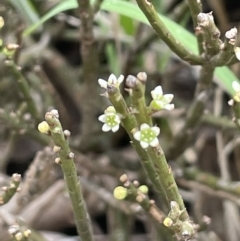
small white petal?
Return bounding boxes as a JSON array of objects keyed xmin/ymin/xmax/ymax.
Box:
[
  {"xmin": 108, "ymin": 74, "xmax": 117, "ymax": 84},
  {"xmin": 154, "ymin": 86, "xmax": 163, "ymax": 95},
  {"xmin": 118, "ymin": 75, "xmax": 124, "ymax": 84},
  {"xmin": 235, "ymin": 47, "xmax": 240, "ymax": 61},
  {"xmin": 112, "ymin": 125, "xmax": 120, "ymax": 132},
  {"xmin": 140, "ymin": 141, "xmax": 149, "ymax": 149},
  {"xmin": 114, "ymin": 115, "xmax": 121, "ymax": 123},
  {"xmin": 232, "ymin": 81, "xmax": 240, "ymax": 92},
  {"xmin": 140, "ymin": 123, "xmax": 150, "ymax": 130},
  {"xmin": 163, "ymin": 94, "xmax": 174, "ymax": 103},
  {"xmin": 164, "ymin": 104, "xmax": 175, "ymax": 110},
  {"xmin": 151, "ymin": 126, "xmax": 160, "ymax": 136},
  {"xmin": 151, "ymin": 86, "xmax": 163, "ymax": 99},
  {"xmin": 133, "ymin": 131, "xmax": 141, "ymax": 141},
  {"xmin": 102, "ymin": 124, "xmax": 111, "ymax": 132},
  {"xmin": 98, "ymin": 114, "xmax": 106, "ymax": 123},
  {"xmin": 98, "ymin": 79, "xmax": 108, "ymax": 89},
  {"xmin": 228, "ymin": 99, "xmax": 234, "ymax": 106},
  {"xmin": 150, "ymin": 137, "xmax": 159, "ymax": 147}
]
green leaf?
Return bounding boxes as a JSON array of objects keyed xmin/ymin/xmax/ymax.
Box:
[
  {"xmin": 23, "ymin": 0, "xmax": 78, "ymax": 36},
  {"xmin": 8, "ymin": 0, "xmax": 39, "ymax": 25},
  {"xmin": 24, "ymin": 0, "xmax": 238, "ymax": 95},
  {"xmin": 120, "ymin": 15, "xmax": 135, "ymax": 35}
]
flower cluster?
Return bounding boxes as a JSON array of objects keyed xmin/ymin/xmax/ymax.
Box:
[{"xmin": 98, "ymin": 74, "xmax": 174, "ymax": 149}]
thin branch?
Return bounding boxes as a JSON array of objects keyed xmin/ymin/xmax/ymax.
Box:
[
  {"xmin": 135, "ymin": 0, "xmax": 202, "ymax": 65},
  {"xmin": 44, "ymin": 110, "xmax": 94, "ymax": 241},
  {"xmin": 77, "ymin": 0, "xmax": 101, "ymax": 151},
  {"xmin": 187, "ymin": 0, "xmax": 204, "ymax": 54}
]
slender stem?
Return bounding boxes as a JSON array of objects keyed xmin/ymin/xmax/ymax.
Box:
[
  {"xmin": 0, "ymin": 173, "xmax": 21, "ymax": 205},
  {"xmin": 107, "ymin": 87, "xmax": 166, "ymax": 203},
  {"xmin": 196, "ymin": 12, "xmax": 221, "ymax": 57},
  {"xmin": 108, "ymin": 207, "xmax": 131, "ymax": 241},
  {"xmin": 183, "ymin": 167, "xmax": 240, "ymax": 197},
  {"xmin": 135, "ymin": 0, "xmax": 202, "ymax": 65},
  {"xmin": 187, "ymin": 0, "xmax": 204, "ymax": 54},
  {"xmin": 9, "ymin": 61, "xmax": 40, "ymax": 122},
  {"xmin": 166, "ymin": 89, "xmax": 209, "ymax": 159},
  {"xmin": 126, "ymin": 74, "xmax": 188, "ymax": 219},
  {"xmin": 93, "ymin": 0, "xmax": 104, "ymax": 13},
  {"xmin": 77, "ymin": 0, "xmax": 100, "ymax": 151},
  {"xmin": 211, "ymin": 27, "xmax": 238, "ymax": 66},
  {"xmin": 45, "ymin": 110, "xmax": 94, "ymax": 241},
  {"xmin": 201, "ymin": 113, "xmax": 237, "ymax": 131}
]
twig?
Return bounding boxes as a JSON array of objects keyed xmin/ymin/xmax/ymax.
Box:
[
  {"xmin": 135, "ymin": 0, "xmax": 202, "ymax": 65},
  {"xmin": 187, "ymin": 0, "xmax": 204, "ymax": 54},
  {"xmin": 80, "ymin": 177, "xmax": 143, "ymax": 216},
  {"xmin": 77, "ymin": 0, "xmax": 101, "ymax": 151},
  {"xmin": 200, "ymin": 113, "xmax": 237, "ymax": 131},
  {"xmin": 207, "ymin": 0, "xmax": 229, "ymax": 32},
  {"xmin": 43, "ymin": 109, "xmax": 94, "ymax": 241},
  {"xmin": 7, "ymin": 61, "xmax": 40, "ymax": 122},
  {"xmin": 177, "ymin": 178, "xmax": 240, "ymax": 206},
  {"xmin": 107, "ymin": 207, "xmax": 131, "ymax": 241},
  {"xmin": 214, "ymin": 88, "xmax": 240, "ymax": 241},
  {"xmin": 166, "ymin": 90, "xmax": 209, "ymax": 159},
  {"xmin": 0, "ymin": 174, "xmax": 21, "ymax": 205},
  {"xmin": 211, "ymin": 27, "xmax": 238, "ymax": 66},
  {"xmin": 183, "ymin": 167, "xmax": 240, "ymax": 198},
  {"xmin": 93, "ymin": 0, "xmax": 104, "ymax": 13}
]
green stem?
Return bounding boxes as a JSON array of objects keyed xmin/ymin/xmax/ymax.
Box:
[
  {"xmin": 126, "ymin": 74, "xmax": 188, "ymax": 219},
  {"xmin": 197, "ymin": 12, "xmax": 221, "ymax": 57},
  {"xmin": 108, "ymin": 207, "xmax": 131, "ymax": 241},
  {"xmin": 107, "ymin": 87, "xmax": 166, "ymax": 202},
  {"xmin": 211, "ymin": 27, "xmax": 238, "ymax": 66},
  {"xmin": 232, "ymin": 101, "xmax": 240, "ymax": 130},
  {"xmin": 77, "ymin": 0, "xmax": 100, "ymax": 151},
  {"xmin": 201, "ymin": 113, "xmax": 237, "ymax": 131},
  {"xmin": 10, "ymin": 62, "xmax": 40, "ymax": 122},
  {"xmin": 0, "ymin": 173, "xmax": 21, "ymax": 205},
  {"xmin": 187, "ymin": 0, "xmax": 204, "ymax": 54},
  {"xmin": 135, "ymin": 0, "xmax": 202, "ymax": 65},
  {"xmin": 166, "ymin": 57, "xmax": 215, "ymax": 159},
  {"xmin": 183, "ymin": 167, "xmax": 240, "ymax": 197},
  {"xmin": 45, "ymin": 110, "xmax": 94, "ymax": 241}
]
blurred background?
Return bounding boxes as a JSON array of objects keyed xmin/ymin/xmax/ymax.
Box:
[{"xmin": 1, "ymin": 0, "xmax": 240, "ymax": 240}]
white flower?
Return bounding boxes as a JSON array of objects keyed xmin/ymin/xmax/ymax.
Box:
[
  {"xmin": 98, "ymin": 106, "xmax": 121, "ymax": 132},
  {"xmin": 98, "ymin": 74, "xmax": 124, "ymax": 89},
  {"xmin": 228, "ymin": 99, "xmax": 234, "ymax": 106},
  {"xmin": 232, "ymin": 81, "xmax": 240, "ymax": 93},
  {"xmin": 234, "ymin": 47, "xmax": 240, "ymax": 61},
  {"xmin": 133, "ymin": 123, "xmax": 160, "ymax": 149},
  {"xmin": 230, "ymin": 81, "xmax": 240, "ymax": 103},
  {"xmin": 150, "ymin": 86, "xmax": 174, "ymax": 111}
]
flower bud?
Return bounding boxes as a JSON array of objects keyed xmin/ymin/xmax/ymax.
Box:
[
  {"xmin": 138, "ymin": 185, "xmax": 148, "ymax": 194},
  {"xmin": 113, "ymin": 186, "xmax": 128, "ymax": 200},
  {"xmin": 0, "ymin": 16, "xmax": 4, "ymax": 29},
  {"xmin": 38, "ymin": 121, "xmax": 50, "ymax": 134},
  {"xmin": 163, "ymin": 217, "xmax": 173, "ymax": 227}
]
